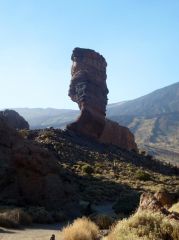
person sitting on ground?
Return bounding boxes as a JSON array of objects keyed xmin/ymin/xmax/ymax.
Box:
[{"xmin": 50, "ymin": 234, "xmax": 55, "ymax": 240}]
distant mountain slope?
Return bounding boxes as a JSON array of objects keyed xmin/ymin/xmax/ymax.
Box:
[
  {"xmin": 107, "ymin": 82, "xmax": 179, "ymax": 117},
  {"xmin": 107, "ymin": 82, "xmax": 179, "ymax": 165},
  {"xmin": 14, "ymin": 108, "xmax": 79, "ymax": 129},
  {"xmin": 12, "ymin": 82, "xmax": 179, "ymax": 164}
]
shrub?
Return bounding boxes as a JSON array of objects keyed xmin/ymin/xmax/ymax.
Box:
[
  {"xmin": 18, "ymin": 129, "xmax": 29, "ymax": 139},
  {"xmin": 82, "ymin": 164, "xmax": 94, "ymax": 174},
  {"xmin": 107, "ymin": 210, "xmax": 179, "ymax": 240},
  {"xmin": 59, "ymin": 217, "xmax": 99, "ymax": 240},
  {"xmin": 169, "ymin": 202, "xmax": 179, "ymax": 213},
  {"xmin": 0, "ymin": 208, "xmax": 32, "ymax": 228},
  {"xmin": 135, "ymin": 170, "xmax": 151, "ymax": 181},
  {"xmin": 90, "ymin": 214, "xmax": 114, "ymax": 229},
  {"xmin": 27, "ymin": 207, "xmax": 54, "ymax": 223}
]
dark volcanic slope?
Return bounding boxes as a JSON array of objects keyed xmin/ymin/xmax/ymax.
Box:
[{"xmin": 0, "ymin": 112, "xmax": 178, "ymax": 219}]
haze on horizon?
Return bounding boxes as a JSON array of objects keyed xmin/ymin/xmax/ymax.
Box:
[{"xmin": 0, "ymin": 0, "xmax": 179, "ymax": 110}]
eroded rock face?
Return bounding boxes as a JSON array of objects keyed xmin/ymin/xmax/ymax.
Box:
[
  {"xmin": 67, "ymin": 47, "xmax": 137, "ymax": 150},
  {"xmin": 0, "ymin": 109, "xmax": 29, "ymax": 130},
  {"xmin": 67, "ymin": 47, "xmax": 108, "ymax": 139},
  {"xmin": 99, "ymin": 119, "xmax": 137, "ymax": 150}
]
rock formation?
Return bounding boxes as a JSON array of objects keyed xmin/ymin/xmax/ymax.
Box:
[
  {"xmin": 67, "ymin": 47, "xmax": 108, "ymax": 139},
  {"xmin": 67, "ymin": 47, "xmax": 137, "ymax": 150},
  {"xmin": 0, "ymin": 118, "xmax": 78, "ymax": 215},
  {"xmin": 99, "ymin": 119, "xmax": 137, "ymax": 150},
  {"xmin": 0, "ymin": 109, "xmax": 29, "ymax": 130},
  {"xmin": 138, "ymin": 192, "xmax": 179, "ymax": 220}
]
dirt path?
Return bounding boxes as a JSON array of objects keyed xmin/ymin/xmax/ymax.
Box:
[{"xmin": 0, "ymin": 223, "xmax": 63, "ymax": 240}]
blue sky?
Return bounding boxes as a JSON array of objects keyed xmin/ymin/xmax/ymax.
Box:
[{"xmin": 0, "ymin": 0, "xmax": 179, "ymax": 109}]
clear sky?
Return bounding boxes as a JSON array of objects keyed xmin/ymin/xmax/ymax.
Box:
[{"xmin": 0, "ymin": 0, "xmax": 179, "ymax": 109}]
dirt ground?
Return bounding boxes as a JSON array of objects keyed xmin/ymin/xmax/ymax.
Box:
[{"xmin": 0, "ymin": 224, "xmax": 62, "ymax": 240}]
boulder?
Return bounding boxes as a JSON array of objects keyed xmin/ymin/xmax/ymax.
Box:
[
  {"xmin": 154, "ymin": 189, "xmax": 174, "ymax": 208},
  {"xmin": 138, "ymin": 192, "xmax": 179, "ymax": 220},
  {"xmin": 0, "ymin": 109, "xmax": 29, "ymax": 130}
]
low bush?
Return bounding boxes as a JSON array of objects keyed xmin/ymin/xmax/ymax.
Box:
[
  {"xmin": 169, "ymin": 202, "xmax": 179, "ymax": 213},
  {"xmin": 135, "ymin": 170, "xmax": 151, "ymax": 181},
  {"xmin": 90, "ymin": 214, "xmax": 114, "ymax": 229},
  {"xmin": 107, "ymin": 210, "xmax": 179, "ymax": 240},
  {"xmin": 0, "ymin": 208, "xmax": 32, "ymax": 228},
  {"xmin": 82, "ymin": 164, "xmax": 94, "ymax": 174},
  {"xmin": 60, "ymin": 217, "xmax": 99, "ymax": 240},
  {"xmin": 18, "ymin": 129, "xmax": 29, "ymax": 139},
  {"xmin": 27, "ymin": 207, "xmax": 54, "ymax": 223}
]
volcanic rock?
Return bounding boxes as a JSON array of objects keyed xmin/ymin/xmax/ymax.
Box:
[
  {"xmin": 0, "ymin": 109, "xmax": 29, "ymax": 130},
  {"xmin": 67, "ymin": 47, "xmax": 137, "ymax": 150},
  {"xmin": 138, "ymin": 192, "xmax": 179, "ymax": 220},
  {"xmin": 67, "ymin": 47, "xmax": 108, "ymax": 139},
  {"xmin": 99, "ymin": 119, "xmax": 137, "ymax": 150}
]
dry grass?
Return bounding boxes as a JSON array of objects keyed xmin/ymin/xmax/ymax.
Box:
[
  {"xmin": 0, "ymin": 208, "xmax": 32, "ymax": 228},
  {"xmin": 169, "ymin": 202, "xmax": 179, "ymax": 213},
  {"xmin": 106, "ymin": 210, "xmax": 179, "ymax": 240},
  {"xmin": 90, "ymin": 214, "xmax": 114, "ymax": 229},
  {"xmin": 59, "ymin": 217, "xmax": 99, "ymax": 240}
]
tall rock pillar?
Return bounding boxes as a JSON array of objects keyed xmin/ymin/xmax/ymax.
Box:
[
  {"xmin": 67, "ymin": 47, "xmax": 137, "ymax": 151},
  {"xmin": 67, "ymin": 47, "xmax": 108, "ymax": 139}
]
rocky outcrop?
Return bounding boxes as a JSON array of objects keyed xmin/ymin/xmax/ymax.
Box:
[
  {"xmin": 67, "ymin": 47, "xmax": 108, "ymax": 139},
  {"xmin": 0, "ymin": 109, "xmax": 29, "ymax": 130},
  {"xmin": 138, "ymin": 192, "xmax": 179, "ymax": 220},
  {"xmin": 67, "ymin": 47, "xmax": 137, "ymax": 150},
  {"xmin": 0, "ymin": 119, "xmax": 78, "ymax": 215},
  {"xmin": 99, "ymin": 119, "xmax": 137, "ymax": 150}
]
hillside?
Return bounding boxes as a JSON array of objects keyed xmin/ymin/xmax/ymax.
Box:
[
  {"xmin": 107, "ymin": 82, "xmax": 179, "ymax": 117},
  {"xmin": 107, "ymin": 82, "xmax": 179, "ymax": 165},
  {"xmin": 1, "ymin": 118, "xmax": 178, "ymax": 227}
]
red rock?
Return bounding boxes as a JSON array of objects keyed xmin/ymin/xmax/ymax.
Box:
[
  {"xmin": 138, "ymin": 192, "xmax": 179, "ymax": 220},
  {"xmin": 67, "ymin": 47, "xmax": 108, "ymax": 139},
  {"xmin": 99, "ymin": 119, "xmax": 137, "ymax": 150},
  {"xmin": 154, "ymin": 189, "xmax": 173, "ymax": 208},
  {"xmin": 67, "ymin": 47, "xmax": 137, "ymax": 150}
]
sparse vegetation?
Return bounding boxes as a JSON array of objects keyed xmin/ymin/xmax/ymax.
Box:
[
  {"xmin": 135, "ymin": 169, "xmax": 151, "ymax": 181},
  {"xmin": 0, "ymin": 208, "xmax": 32, "ymax": 228},
  {"xmin": 82, "ymin": 164, "xmax": 94, "ymax": 174}
]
